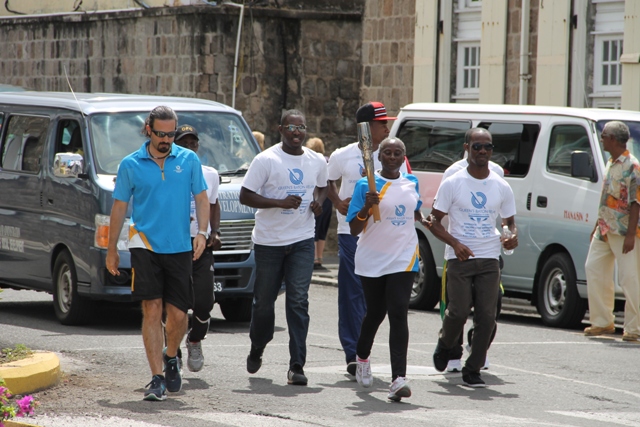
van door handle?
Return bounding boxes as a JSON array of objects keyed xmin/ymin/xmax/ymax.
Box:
[{"xmin": 537, "ymin": 196, "xmax": 547, "ymax": 208}]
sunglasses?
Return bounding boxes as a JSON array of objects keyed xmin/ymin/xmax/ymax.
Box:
[
  {"xmin": 471, "ymin": 143, "xmax": 494, "ymax": 151},
  {"xmin": 283, "ymin": 124, "xmax": 307, "ymax": 132},
  {"xmin": 150, "ymin": 129, "xmax": 177, "ymax": 138}
]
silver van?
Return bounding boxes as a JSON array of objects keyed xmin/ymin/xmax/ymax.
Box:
[
  {"xmin": 391, "ymin": 103, "xmax": 640, "ymax": 328},
  {"xmin": 0, "ymin": 92, "xmax": 260, "ymax": 324}
]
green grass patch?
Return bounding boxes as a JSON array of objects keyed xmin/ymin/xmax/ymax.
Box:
[{"xmin": 0, "ymin": 344, "xmax": 33, "ymax": 364}]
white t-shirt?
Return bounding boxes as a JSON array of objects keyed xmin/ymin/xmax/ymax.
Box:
[
  {"xmin": 442, "ymin": 158, "xmax": 504, "ymax": 181},
  {"xmin": 242, "ymin": 143, "xmax": 328, "ymax": 246},
  {"xmin": 189, "ymin": 165, "xmax": 219, "ymax": 237},
  {"xmin": 346, "ymin": 173, "xmax": 422, "ymax": 277},
  {"xmin": 434, "ymin": 169, "xmax": 516, "ymax": 260},
  {"xmin": 327, "ymin": 142, "xmax": 408, "ymax": 235}
]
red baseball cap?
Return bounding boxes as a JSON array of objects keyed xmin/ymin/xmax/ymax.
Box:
[{"xmin": 356, "ymin": 102, "xmax": 397, "ymax": 123}]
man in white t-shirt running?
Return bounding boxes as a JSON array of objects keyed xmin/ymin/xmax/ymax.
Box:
[
  {"xmin": 439, "ymin": 135, "xmax": 505, "ymax": 373},
  {"xmin": 240, "ymin": 109, "xmax": 328, "ymax": 386},
  {"xmin": 426, "ymin": 128, "xmax": 518, "ymax": 388},
  {"xmin": 327, "ymin": 101, "xmax": 408, "ymax": 376},
  {"xmin": 174, "ymin": 124, "xmax": 221, "ymax": 373}
]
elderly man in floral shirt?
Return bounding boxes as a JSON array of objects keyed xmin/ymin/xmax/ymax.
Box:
[{"xmin": 584, "ymin": 121, "xmax": 640, "ymax": 342}]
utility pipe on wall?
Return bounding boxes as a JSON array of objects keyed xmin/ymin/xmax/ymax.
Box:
[
  {"xmin": 519, "ymin": 0, "xmax": 531, "ymax": 105},
  {"xmin": 222, "ymin": 0, "xmax": 245, "ymax": 110}
]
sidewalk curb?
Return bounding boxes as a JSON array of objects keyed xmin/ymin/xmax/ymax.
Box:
[
  {"xmin": 0, "ymin": 352, "xmax": 60, "ymax": 395},
  {"xmin": 4, "ymin": 420, "xmax": 41, "ymax": 427}
]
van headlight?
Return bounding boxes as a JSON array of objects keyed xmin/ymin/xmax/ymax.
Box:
[{"xmin": 95, "ymin": 214, "xmax": 130, "ymax": 251}]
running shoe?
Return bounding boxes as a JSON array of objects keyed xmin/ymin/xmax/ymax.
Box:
[
  {"xmin": 186, "ymin": 339, "xmax": 204, "ymax": 372},
  {"xmin": 387, "ymin": 376, "xmax": 411, "ymax": 402},
  {"xmin": 143, "ymin": 375, "xmax": 167, "ymax": 401},
  {"xmin": 356, "ymin": 357, "xmax": 373, "ymax": 388}
]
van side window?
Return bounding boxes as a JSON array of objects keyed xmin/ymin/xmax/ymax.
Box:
[
  {"xmin": 1, "ymin": 115, "xmax": 49, "ymax": 173},
  {"xmin": 477, "ymin": 122, "xmax": 540, "ymax": 177},
  {"xmin": 396, "ymin": 120, "xmax": 471, "ymax": 171},
  {"xmin": 547, "ymin": 125, "xmax": 592, "ymax": 176},
  {"xmin": 56, "ymin": 120, "xmax": 83, "ymax": 156}
]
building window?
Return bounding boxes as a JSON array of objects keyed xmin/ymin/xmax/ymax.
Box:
[
  {"xmin": 599, "ymin": 38, "xmax": 623, "ymax": 87},
  {"xmin": 456, "ymin": 43, "xmax": 480, "ymax": 100}
]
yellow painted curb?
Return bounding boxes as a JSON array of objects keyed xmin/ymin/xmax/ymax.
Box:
[
  {"xmin": 0, "ymin": 352, "xmax": 60, "ymax": 395},
  {"xmin": 4, "ymin": 420, "xmax": 41, "ymax": 427}
]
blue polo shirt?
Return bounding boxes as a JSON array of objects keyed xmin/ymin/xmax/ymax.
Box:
[{"xmin": 113, "ymin": 141, "xmax": 207, "ymax": 254}]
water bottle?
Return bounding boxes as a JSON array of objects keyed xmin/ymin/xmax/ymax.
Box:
[{"xmin": 502, "ymin": 225, "xmax": 514, "ymax": 256}]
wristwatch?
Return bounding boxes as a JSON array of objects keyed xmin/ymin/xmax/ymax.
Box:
[
  {"xmin": 214, "ymin": 229, "xmax": 221, "ymax": 236},
  {"xmin": 197, "ymin": 230, "xmax": 210, "ymax": 239}
]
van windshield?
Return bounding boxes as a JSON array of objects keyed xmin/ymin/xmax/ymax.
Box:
[
  {"xmin": 596, "ymin": 120, "xmax": 640, "ymax": 163},
  {"xmin": 89, "ymin": 111, "xmax": 258, "ymax": 175}
]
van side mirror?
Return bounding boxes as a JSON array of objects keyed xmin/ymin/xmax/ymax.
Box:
[
  {"xmin": 570, "ymin": 151, "xmax": 597, "ymax": 182},
  {"xmin": 53, "ymin": 153, "xmax": 85, "ymax": 178}
]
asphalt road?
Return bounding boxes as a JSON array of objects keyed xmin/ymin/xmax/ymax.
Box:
[{"xmin": 0, "ymin": 285, "xmax": 639, "ymax": 427}]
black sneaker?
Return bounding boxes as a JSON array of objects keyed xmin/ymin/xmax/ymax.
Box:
[
  {"xmin": 346, "ymin": 360, "xmax": 357, "ymax": 376},
  {"xmin": 433, "ymin": 339, "xmax": 451, "ymax": 372},
  {"xmin": 162, "ymin": 347, "xmax": 183, "ymax": 374},
  {"xmin": 143, "ymin": 374, "xmax": 167, "ymax": 401},
  {"xmin": 246, "ymin": 345, "xmax": 264, "ymax": 374},
  {"xmin": 287, "ymin": 364, "xmax": 308, "ymax": 386},
  {"xmin": 164, "ymin": 354, "xmax": 182, "ymax": 392},
  {"xmin": 462, "ymin": 372, "xmax": 486, "ymax": 388}
]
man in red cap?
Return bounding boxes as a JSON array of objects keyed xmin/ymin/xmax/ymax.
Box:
[{"xmin": 327, "ymin": 102, "xmax": 408, "ymax": 377}]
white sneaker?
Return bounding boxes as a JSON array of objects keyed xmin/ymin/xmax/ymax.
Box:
[
  {"xmin": 388, "ymin": 377, "xmax": 411, "ymax": 402},
  {"xmin": 446, "ymin": 359, "xmax": 462, "ymax": 372},
  {"xmin": 186, "ymin": 339, "xmax": 204, "ymax": 372},
  {"xmin": 356, "ymin": 357, "xmax": 372, "ymax": 388},
  {"xmin": 482, "ymin": 356, "xmax": 490, "ymax": 370}
]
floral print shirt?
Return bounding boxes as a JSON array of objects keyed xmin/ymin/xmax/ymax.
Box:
[{"xmin": 595, "ymin": 150, "xmax": 640, "ymax": 241}]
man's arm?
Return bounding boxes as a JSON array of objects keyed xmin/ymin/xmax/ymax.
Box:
[
  {"xmin": 328, "ymin": 180, "xmax": 350, "ymax": 215},
  {"xmin": 425, "ymin": 209, "xmax": 475, "ymax": 261},
  {"xmin": 209, "ymin": 200, "xmax": 222, "ymax": 250},
  {"xmin": 623, "ymin": 202, "xmax": 639, "ymax": 254},
  {"xmin": 106, "ymin": 200, "xmax": 128, "ymax": 276},
  {"xmin": 239, "ymin": 186, "xmax": 301, "ymax": 210},
  {"xmin": 310, "ymin": 185, "xmax": 328, "ymax": 216},
  {"xmin": 193, "ymin": 191, "xmax": 209, "ymax": 260}
]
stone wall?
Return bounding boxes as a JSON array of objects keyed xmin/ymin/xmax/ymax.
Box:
[
  {"xmin": 0, "ymin": 5, "xmax": 362, "ymax": 152},
  {"xmin": 360, "ymin": 0, "xmax": 416, "ymax": 117}
]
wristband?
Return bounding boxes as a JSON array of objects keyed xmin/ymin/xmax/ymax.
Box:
[{"xmin": 356, "ymin": 212, "xmax": 368, "ymax": 221}]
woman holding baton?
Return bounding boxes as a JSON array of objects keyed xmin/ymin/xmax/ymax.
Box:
[{"xmin": 346, "ymin": 136, "xmax": 430, "ymax": 402}]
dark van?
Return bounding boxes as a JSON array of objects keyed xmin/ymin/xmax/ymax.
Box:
[{"xmin": 0, "ymin": 92, "xmax": 259, "ymax": 324}]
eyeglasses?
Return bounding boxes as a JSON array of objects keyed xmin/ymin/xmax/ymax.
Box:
[
  {"xmin": 471, "ymin": 143, "xmax": 494, "ymax": 151},
  {"xmin": 150, "ymin": 129, "xmax": 177, "ymax": 138},
  {"xmin": 600, "ymin": 132, "xmax": 611, "ymax": 139},
  {"xmin": 283, "ymin": 124, "xmax": 307, "ymax": 132}
]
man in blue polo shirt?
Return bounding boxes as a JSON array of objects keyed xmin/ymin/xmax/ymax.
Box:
[{"xmin": 106, "ymin": 105, "xmax": 210, "ymax": 401}]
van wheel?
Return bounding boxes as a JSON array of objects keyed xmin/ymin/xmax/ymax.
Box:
[
  {"xmin": 536, "ymin": 253, "xmax": 587, "ymax": 329},
  {"xmin": 410, "ymin": 239, "xmax": 439, "ymax": 310},
  {"xmin": 53, "ymin": 251, "xmax": 94, "ymax": 325},
  {"xmin": 219, "ymin": 298, "xmax": 252, "ymax": 322}
]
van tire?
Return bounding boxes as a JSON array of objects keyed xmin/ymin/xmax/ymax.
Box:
[
  {"xmin": 219, "ymin": 298, "xmax": 252, "ymax": 322},
  {"xmin": 53, "ymin": 251, "xmax": 94, "ymax": 325},
  {"xmin": 536, "ymin": 253, "xmax": 587, "ymax": 329},
  {"xmin": 410, "ymin": 239, "xmax": 439, "ymax": 310}
]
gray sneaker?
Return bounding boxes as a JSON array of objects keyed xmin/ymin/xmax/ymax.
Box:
[{"xmin": 186, "ymin": 339, "xmax": 204, "ymax": 372}]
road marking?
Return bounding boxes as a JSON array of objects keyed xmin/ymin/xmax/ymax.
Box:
[
  {"xmin": 492, "ymin": 364, "xmax": 640, "ymax": 399},
  {"xmin": 550, "ymin": 411, "xmax": 640, "ymax": 426}
]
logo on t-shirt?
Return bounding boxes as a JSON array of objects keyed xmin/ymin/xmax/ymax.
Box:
[
  {"xmin": 174, "ymin": 165, "xmax": 183, "ymax": 174},
  {"xmin": 470, "ymin": 191, "xmax": 487, "ymax": 209},
  {"xmin": 288, "ymin": 168, "xmax": 304, "ymax": 185},
  {"xmin": 358, "ymin": 163, "xmax": 364, "ymax": 176},
  {"xmin": 390, "ymin": 204, "xmax": 408, "ymax": 227}
]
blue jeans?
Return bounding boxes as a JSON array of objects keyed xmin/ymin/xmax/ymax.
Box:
[
  {"xmin": 250, "ymin": 238, "xmax": 315, "ymax": 368},
  {"xmin": 338, "ymin": 234, "xmax": 366, "ymax": 363}
]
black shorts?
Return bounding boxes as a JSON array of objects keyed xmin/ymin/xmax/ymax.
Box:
[{"xmin": 130, "ymin": 248, "xmax": 193, "ymax": 313}]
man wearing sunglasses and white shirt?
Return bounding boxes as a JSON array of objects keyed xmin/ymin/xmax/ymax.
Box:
[
  {"xmin": 425, "ymin": 127, "xmax": 517, "ymax": 388},
  {"xmin": 107, "ymin": 106, "xmax": 209, "ymax": 401},
  {"xmin": 240, "ymin": 109, "xmax": 328, "ymax": 386}
]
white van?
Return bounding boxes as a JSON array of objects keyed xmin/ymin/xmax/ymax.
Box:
[
  {"xmin": 0, "ymin": 92, "xmax": 260, "ymax": 325},
  {"xmin": 390, "ymin": 103, "xmax": 640, "ymax": 328}
]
